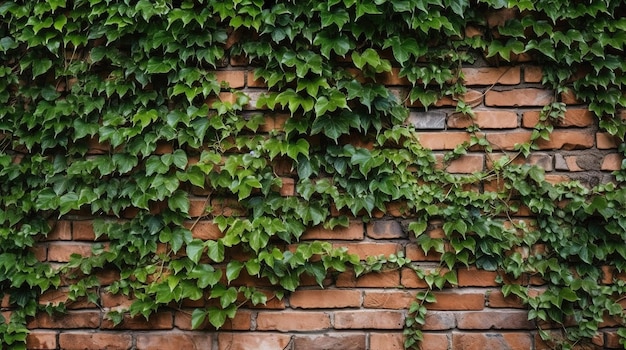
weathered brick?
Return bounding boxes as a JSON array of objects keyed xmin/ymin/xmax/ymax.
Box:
[
  {"xmin": 487, "ymin": 290, "xmax": 525, "ymax": 308},
  {"xmin": 423, "ymin": 311, "xmax": 456, "ymax": 330},
  {"xmin": 336, "ymin": 270, "xmax": 401, "ymax": 288},
  {"xmin": 448, "ymin": 110, "xmax": 518, "ymax": 129},
  {"xmin": 367, "ymin": 220, "xmax": 406, "ymax": 239},
  {"xmin": 246, "ymin": 71, "xmax": 267, "ymax": 87},
  {"xmin": 31, "ymin": 245, "xmax": 48, "ymax": 262},
  {"xmin": 363, "ymin": 290, "xmax": 415, "ymax": 309},
  {"xmin": 293, "ymin": 333, "xmax": 366, "ymax": 350},
  {"xmin": 334, "ymin": 310, "xmax": 404, "ymax": 329},
  {"xmin": 174, "ymin": 309, "xmax": 251, "ymax": 330},
  {"xmin": 47, "ymin": 220, "xmax": 72, "ymax": 240},
  {"xmin": 47, "ymin": 242, "xmax": 93, "ymax": 262},
  {"xmin": 290, "ymin": 289, "xmax": 361, "ymax": 309},
  {"xmin": 596, "ymin": 132, "xmax": 621, "ymax": 149},
  {"xmin": 136, "ymin": 332, "xmax": 212, "ymax": 349},
  {"xmin": 456, "ymin": 310, "xmax": 534, "ymax": 329},
  {"xmin": 100, "ymin": 312, "xmax": 172, "ymax": 330},
  {"xmin": 335, "ymin": 242, "xmax": 402, "ymax": 260},
  {"xmin": 522, "ymin": 109, "xmax": 594, "ymax": 128},
  {"xmin": 453, "ymin": 332, "xmax": 532, "ymax": 350},
  {"xmin": 218, "ymin": 333, "xmax": 291, "ymax": 350},
  {"xmin": 214, "ymin": 70, "xmax": 245, "ymax": 89},
  {"xmin": 417, "ymin": 131, "xmax": 472, "ymax": 150},
  {"xmin": 26, "ymin": 330, "xmax": 58, "ymax": 350},
  {"xmin": 59, "ymin": 331, "xmax": 132, "ymax": 350},
  {"xmin": 370, "ymin": 333, "xmax": 405, "ymax": 350},
  {"xmin": 400, "ymin": 267, "xmax": 428, "ymax": 288},
  {"xmin": 405, "ymin": 243, "xmax": 441, "ymax": 262},
  {"xmin": 28, "ymin": 311, "xmax": 101, "ymax": 329},
  {"xmin": 524, "ymin": 66, "xmax": 543, "ymax": 83},
  {"xmin": 39, "ymin": 289, "xmax": 95, "ymax": 309},
  {"xmin": 461, "ymin": 67, "xmax": 520, "ymax": 85},
  {"xmin": 560, "ymin": 90, "xmax": 582, "ymax": 104},
  {"xmin": 72, "ymin": 221, "xmax": 98, "ymax": 241},
  {"xmin": 256, "ymin": 311, "xmax": 330, "ymax": 331},
  {"xmin": 602, "ymin": 153, "xmax": 623, "ymax": 171},
  {"xmin": 458, "ymin": 267, "xmax": 499, "ymax": 287},
  {"xmin": 536, "ymin": 130, "xmax": 595, "ymax": 150},
  {"xmin": 279, "ymin": 177, "xmax": 295, "ymax": 196},
  {"xmin": 185, "ymin": 221, "xmax": 223, "ymax": 240},
  {"xmin": 428, "ymin": 292, "xmax": 485, "ymax": 311},
  {"xmin": 302, "ymin": 221, "xmax": 364, "ymax": 240},
  {"xmin": 407, "ymin": 111, "xmax": 447, "ymax": 129},
  {"xmin": 485, "ymin": 88, "xmax": 553, "ymax": 106},
  {"xmin": 445, "ymin": 154, "xmax": 484, "ymax": 173}
]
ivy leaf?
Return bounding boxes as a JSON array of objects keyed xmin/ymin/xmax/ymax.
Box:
[
  {"xmin": 168, "ymin": 190, "xmax": 190, "ymax": 214},
  {"xmin": 383, "ymin": 37, "xmax": 425, "ymax": 66},
  {"xmin": 226, "ymin": 261, "xmax": 244, "ymax": 282},
  {"xmin": 206, "ymin": 240, "xmax": 225, "ymax": 262},
  {"xmin": 191, "ymin": 309, "xmax": 207, "ymax": 329},
  {"xmin": 32, "ymin": 59, "xmax": 52, "ymax": 78},
  {"xmin": 186, "ymin": 239, "xmax": 205, "ymax": 264}
]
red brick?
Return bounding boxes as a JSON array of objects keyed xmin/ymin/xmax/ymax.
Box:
[
  {"xmin": 47, "ymin": 220, "xmax": 72, "ymax": 240},
  {"xmin": 246, "ymin": 71, "xmax": 267, "ymax": 87},
  {"xmin": 536, "ymin": 130, "xmax": 594, "ymax": 150},
  {"xmin": 302, "ymin": 221, "xmax": 364, "ymax": 240},
  {"xmin": 453, "ymin": 332, "xmax": 532, "ymax": 350},
  {"xmin": 39, "ymin": 289, "xmax": 95, "ymax": 309},
  {"xmin": 28, "ymin": 311, "xmax": 101, "ymax": 329},
  {"xmin": 363, "ymin": 290, "xmax": 416, "ymax": 309},
  {"xmin": 214, "ymin": 70, "xmax": 245, "ymax": 89},
  {"xmin": 136, "ymin": 332, "xmax": 212, "ymax": 349},
  {"xmin": 370, "ymin": 333, "xmax": 404, "ymax": 350},
  {"xmin": 458, "ymin": 267, "xmax": 499, "ymax": 287},
  {"xmin": 445, "ymin": 154, "xmax": 484, "ymax": 173},
  {"xmin": 189, "ymin": 198, "xmax": 209, "ymax": 217},
  {"xmin": 377, "ymin": 67, "xmax": 410, "ymax": 86},
  {"xmin": 290, "ymin": 289, "xmax": 361, "ymax": 309},
  {"xmin": 488, "ymin": 290, "xmax": 525, "ymax": 308},
  {"xmin": 560, "ymin": 90, "xmax": 582, "ymax": 104},
  {"xmin": 59, "ymin": 332, "xmax": 132, "ymax": 350},
  {"xmin": 485, "ymin": 88, "xmax": 553, "ymax": 106},
  {"xmin": 279, "ymin": 177, "xmax": 295, "ymax": 196},
  {"xmin": 174, "ymin": 309, "xmax": 251, "ymax": 330},
  {"xmin": 184, "ymin": 221, "xmax": 223, "ymax": 240},
  {"xmin": 100, "ymin": 292, "xmax": 134, "ymax": 309},
  {"xmin": 256, "ymin": 311, "xmax": 330, "ymax": 331},
  {"xmin": 417, "ymin": 132, "xmax": 472, "ymax": 150},
  {"xmin": 597, "ymin": 132, "xmax": 621, "ymax": 149},
  {"xmin": 462, "ymin": 67, "xmax": 520, "ymax": 85},
  {"xmin": 217, "ymin": 333, "xmax": 291, "ymax": 350},
  {"xmin": 448, "ymin": 110, "xmax": 518, "ymax": 129},
  {"xmin": 405, "ymin": 243, "xmax": 441, "ymax": 262},
  {"xmin": 334, "ymin": 242, "xmax": 401, "ymax": 260},
  {"xmin": 47, "ymin": 242, "xmax": 93, "ymax": 262},
  {"xmin": 366, "ymin": 220, "xmax": 405, "ymax": 239},
  {"xmin": 484, "ymin": 131, "xmax": 532, "ymax": 150},
  {"xmin": 72, "ymin": 221, "xmax": 97, "ymax": 241},
  {"xmin": 423, "ymin": 311, "xmax": 456, "ymax": 330},
  {"xmin": 522, "ymin": 109, "xmax": 594, "ymax": 128},
  {"xmin": 336, "ymin": 270, "xmax": 400, "ymax": 288},
  {"xmin": 602, "ymin": 153, "xmax": 623, "ymax": 171},
  {"xmin": 400, "ymin": 267, "xmax": 429, "ymax": 288},
  {"xmin": 334, "ymin": 310, "xmax": 404, "ymax": 329},
  {"xmin": 210, "ymin": 198, "xmax": 246, "ymax": 217},
  {"xmin": 524, "ymin": 66, "xmax": 543, "ymax": 83},
  {"xmin": 433, "ymin": 90, "xmax": 483, "ymax": 108},
  {"xmin": 26, "ymin": 330, "xmax": 58, "ymax": 350},
  {"xmin": 428, "ymin": 292, "xmax": 484, "ymax": 310},
  {"xmin": 605, "ymin": 331, "xmax": 622, "ymax": 349},
  {"xmin": 32, "ymin": 245, "xmax": 48, "ymax": 262},
  {"xmin": 456, "ymin": 310, "xmax": 534, "ymax": 329},
  {"xmin": 100, "ymin": 312, "xmax": 172, "ymax": 330},
  {"xmin": 420, "ymin": 333, "xmax": 450, "ymax": 349},
  {"xmin": 294, "ymin": 333, "xmax": 366, "ymax": 350}
]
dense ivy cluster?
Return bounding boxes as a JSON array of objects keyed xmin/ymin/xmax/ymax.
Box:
[{"xmin": 0, "ymin": 0, "xmax": 625, "ymax": 349}]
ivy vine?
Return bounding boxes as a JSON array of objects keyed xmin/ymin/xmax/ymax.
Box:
[{"xmin": 0, "ymin": 1, "xmax": 625, "ymax": 349}]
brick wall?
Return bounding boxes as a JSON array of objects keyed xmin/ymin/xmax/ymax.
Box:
[{"xmin": 23, "ymin": 57, "xmax": 624, "ymax": 350}]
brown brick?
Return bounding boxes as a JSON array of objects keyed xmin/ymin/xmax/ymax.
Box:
[
  {"xmin": 302, "ymin": 221, "xmax": 364, "ymax": 240},
  {"xmin": 32, "ymin": 245, "xmax": 47, "ymax": 262},
  {"xmin": 524, "ymin": 66, "xmax": 543, "ymax": 83},
  {"xmin": 246, "ymin": 71, "xmax": 267, "ymax": 87},
  {"xmin": 458, "ymin": 267, "xmax": 499, "ymax": 287},
  {"xmin": 453, "ymin": 332, "xmax": 532, "ymax": 350},
  {"xmin": 597, "ymin": 132, "xmax": 621, "ymax": 149},
  {"xmin": 485, "ymin": 88, "xmax": 553, "ymax": 107},
  {"xmin": 136, "ymin": 332, "xmax": 212, "ymax": 350},
  {"xmin": 100, "ymin": 312, "xmax": 172, "ymax": 330},
  {"xmin": 185, "ymin": 221, "xmax": 223, "ymax": 240},
  {"xmin": 456, "ymin": 310, "xmax": 534, "ymax": 329},
  {"xmin": 279, "ymin": 177, "xmax": 295, "ymax": 196},
  {"xmin": 400, "ymin": 267, "xmax": 428, "ymax": 288},
  {"xmin": 462, "ymin": 67, "xmax": 520, "ymax": 85},
  {"xmin": 334, "ymin": 242, "xmax": 401, "ymax": 260},
  {"xmin": 214, "ymin": 70, "xmax": 245, "ymax": 89},
  {"xmin": 370, "ymin": 333, "xmax": 405, "ymax": 350},
  {"xmin": 363, "ymin": 290, "xmax": 416, "ymax": 309},
  {"xmin": 47, "ymin": 242, "xmax": 93, "ymax": 262},
  {"xmin": 290, "ymin": 289, "xmax": 361, "ymax": 309},
  {"xmin": 189, "ymin": 198, "xmax": 209, "ymax": 217},
  {"xmin": 448, "ymin": 110, "xmax": 518, "ymax": 129},
  {"xmin": 420, "ymin": 333, "xmax": 450, "ymax": 349},
  {"xmin": 256, "ymin": 311, "xmax": 330, "ymax": 331},
  {"xmin": 445, "ymin": 154, "xmax": 484, "ymax": 173},
  {"xmin": 602, "ymin": 153, "xmax": 623, "ymax": 171},
  {"xmin": 39, "ymin": 289, "xmax": 95, "ymax": 309},
  {"xmin": 59, "ymin": 332, "xmax": 132, "ymax": 350},
  {"xmin": 560, "ymin": 90, "xmax": 582, "ymax": 104},
  {"xmin": 485, "ymin": 131, "xmax": 532, "ymax": 150},
  {"xmin": 334, "ymin": 310, "xmax": 404, "ymax": 329},
  {"xmin": 366, "ymin": 220, "xmax": 405, "ymax": 239},
  {"xmin": 26, "ymin": 330, "xmax": 58, "ymax": 350},
  {"xmin": 605, "ymin": 331, "xmax": 622, "ymax": 349},
  {"xmin": 293, "ymin": 333, "xmax": 366, "ymax": 350},
  {"xmin": 417, "ymin": 132, "xmax": 472, "ymax": 150},
  {"xmin": 405, "ymin": 243, "xmax": 441, "ymax": 262},
  {"xmin": 488, "ymin": 291, "xmax": 525, "ymax": 308},
  {"xmin": 423, "ymin": 311, "xmax": 456, "ymax": 330},
  {"xmin": 336, "ymin": 270, "xmax": 400, "ymax": 288},
  {"xmin": 47, "ymin": 220, "xmax": 72, "ymax": 240},
  {"xmin": 428, "ymin": 292, "xmax": 484, "ymax": 311},
  {"xmin": 522, "ymin": 109, "xmax": 594, "ymax": 128},
  {"xmin": 217, "ymin": 333, "xmax": 291, "ymax": 350},
  {"xmin": 28, "ymin": 311, "xmax": 101, "ymax": 329},
  {"xmin": 72, "ymin": 221, "xmax": 97, "ymax": 241}
]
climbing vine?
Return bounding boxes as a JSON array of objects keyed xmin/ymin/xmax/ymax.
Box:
[{"xmin": 0, "ymin": 0, "xmax": 625, "ymax": 349}]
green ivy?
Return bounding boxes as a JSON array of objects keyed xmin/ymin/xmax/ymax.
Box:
[{"xmin": 0, "ymin": 1, "xmax": 625, "ymax": 349}]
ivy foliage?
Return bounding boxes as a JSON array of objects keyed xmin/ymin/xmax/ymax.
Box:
[{"xmin": 0, "ymin": 0, "xmax": 625, "ymax": 349}]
